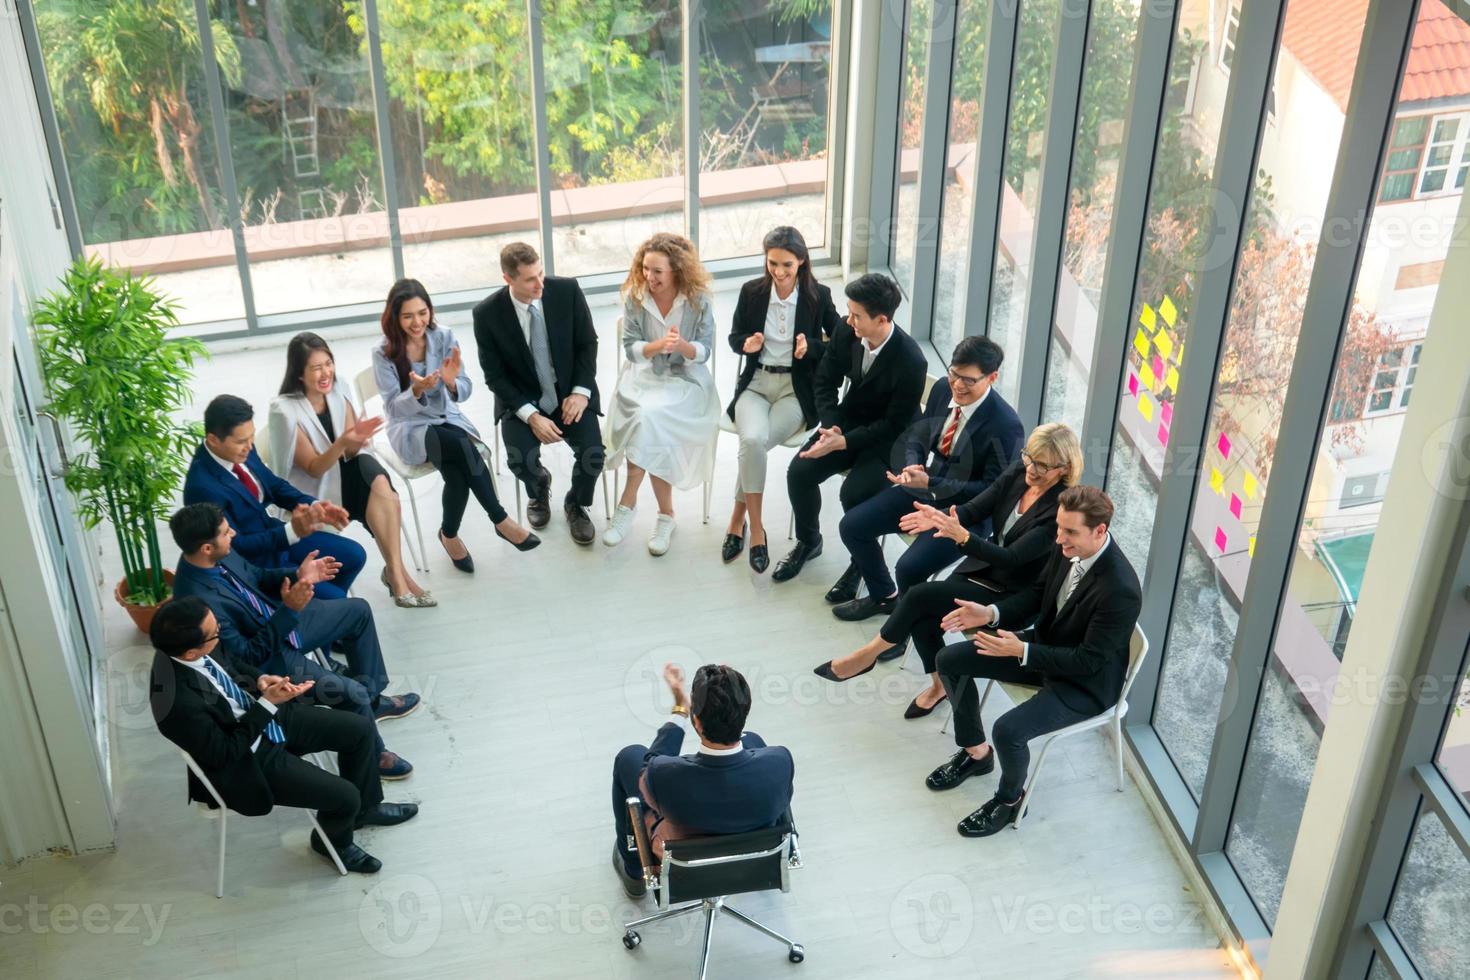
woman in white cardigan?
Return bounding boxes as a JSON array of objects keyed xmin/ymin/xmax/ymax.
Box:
[{"xmin": 267, "ymin": 332, "xmax": 435, "ymax": 607}]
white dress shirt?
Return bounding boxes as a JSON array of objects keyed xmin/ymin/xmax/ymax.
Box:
[
  {"xmin": 631, "ymin": 293, "xmax": 706, "ymax": 362},
  {"xmin": 510, "ymin": 293, "xmax": 593, "ymax": 421},
  {"xmin": 860, "ymin": 324, "xmax": 893, "ymax": 375},
  {"xmin": 173, "ymin": 654, "xmax": 279, "ymax": 753},
  {"xmin": 759, "ymin": 284, "xmax": 800, "ymax": 366},
  {"xmin": 208, "ymin": 447, "xmax": 300, "ymax": 544},
  {"xmin": 932, "ymin": 387, "xmax": 988, "ymax": 462},
  {"xmin": 990, "ymin": 534, "xmax": 1112, "ymax": 666}
]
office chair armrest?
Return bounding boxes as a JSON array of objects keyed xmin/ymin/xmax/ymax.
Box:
[
  {"xmin": 624, "ymin": 797, "xmax": 660, "ymax": 890},
  {"xmin": 778, "ymin": 809, "xmax": 803, "ymax": 870}
]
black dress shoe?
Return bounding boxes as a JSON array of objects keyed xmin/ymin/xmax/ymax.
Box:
[
  {"xmin": 812, "ymin": 659, "xmax": 876, "ymax": 682},
  {"xmin": 749, "ymin": 544, "xmax": 769, "ymax": 574},
  {"xmin": 957, "ymin": 794, "xmax": 1025, "ymax": 838},
  {"xmin": 311, "ymin": 833, "xmax": 381, "ymax": 874},
  {"xmin": 903, "ymin": 692, "xmax": 947, "ymax": 720},
  {"xmin": 527, "ymin": 473, "xmax": 552, "ymax": 529},
  {"xmin": 495, "ymin": 526, "xmax": 542, "ymax": 552},
  {"xmin": 565, "ymin": 500, "xmax": 595, "ymax": 545},
  {"xmin": 772, "ymin": 538, "xmax": 822, "ymax": 582},
  {"xmin": 612, "ymin": 842, "xmax": 647, "ymax": 899},
  {"xmin": 832, "ymin": 593, "xmax": 896, "ymax": 622},
  {"xmin": 721, "ymin": 523, "xmax": 747, "ymax": 563},
  {"xmin": 824, "ymin": 562, "xmax": 862, "ymax": 604},
  {"xmin": 356, "ymin": 802, "xmax": 420, "ymax": 828},
  {"xmin": 439, "ymin": 529, "xmax": 474, "ymax": 573},
  {"xmin": 925, "ymin": 748, "xmax": 994, "ymax": 791},
  {"xmin": 877, "ymin": 639, "xmax": 908, "ymax": 663}
]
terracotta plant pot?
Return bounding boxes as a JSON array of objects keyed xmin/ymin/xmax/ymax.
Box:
[{"xmin": 114, "ymin": 569, "xmax": 175, "ymax": 634}]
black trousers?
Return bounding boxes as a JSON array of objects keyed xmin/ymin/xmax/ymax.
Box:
[
  {"xmin": 424, "ymin": 423, "xmax": 507, "ymax": 534},
  {"xmin": 879, "ymin": 574, "xmax": 1005, "ymax": 673},
  {"xmin": 501, "ymin": 405, "xmax": 606, "ymax": 507},
  {"xmin": 934, "ymin": 642, "xmax": 1091, "ymax": 800},
  {"xmin": 786, "ymin": 438, "xmax": 892, "ymax": 546},
  {"xmin": 259, "ymin": 703, "xmax": 384, "ymax": 848}
]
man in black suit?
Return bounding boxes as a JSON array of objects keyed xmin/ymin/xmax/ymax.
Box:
[
  {"xmin": 149, "ymin": 596, "xmax": 418, "ymax": 874},
  {"xmin": 610, "ymin": 664, "xmax": 795, "ymax": 898},
  {"xmin": 773, "ymin": 273, "xmax": 927, "ymax": 593},
  {"xmin": 473, "ymin": 241, "xmax": 604, "ymax": 544},
  {"xmin": 832, "ymin": 335, "xmax": 1023, "ymax": 624},
  {"xmin": 925, "ymin": 485, "xmax": 1142, "ymax": 838}
]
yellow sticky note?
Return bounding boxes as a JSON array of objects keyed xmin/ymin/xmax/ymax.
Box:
[
  {"xmin": 1248, "ymin": 534, "xmax": 1256, "ymax": 558},
  {"xmin": 1210, "ymin": 467, "xmax": 1224, "ymax": 494},
  {"xmin": 1160, "ymin": 295, "xmax": 1178, "ymax": 327},
  {"xmin": 1138, "ymin": 392, "xmax": 1154, "ymax": 422},
  {"xmin": 1166, "ymin": 366, "xmax": 1180, "ymax": 393},
  {"xmin": 1243, "ymin": 471, "xmax": 1258, "ymax": 499},
  {"xmin": 1139, "ymin": 304, "xmax": 1157, "ymax": 330},
  {"xmin": 1154, "ymin": 330, "xmax": 1174, "ymax": 359},
  {"xmin": 1133, "ymin": 328, "xmax": 1151, "ymax": 357},
  {"xmin": 1139, "ymin": 362, "xmax": 1156, "ymax": 390}
]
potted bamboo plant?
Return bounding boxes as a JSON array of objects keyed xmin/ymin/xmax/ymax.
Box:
[{"xmin": 31, "ymin": 256, "xmax": 207, "ymax": 633}]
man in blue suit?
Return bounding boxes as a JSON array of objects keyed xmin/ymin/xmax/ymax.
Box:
[
  {"xmin": 831, "ymin": 336, "xmax": 1024, "ymax": 625},
  {"xmin": 184, "ymin": 394, "xmax": 366, "ymax": 600},
  {"xmin": 611, "ymin": 664, "xmax": 795, "ymax": 899},
  {"xmin": 169, "ymin": 502, "xmax": 418, "ymax": 779}
]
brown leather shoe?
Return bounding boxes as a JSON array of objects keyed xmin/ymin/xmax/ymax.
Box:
[
  {"xmin": 527, "ymin": 491, "xmax": 551, "ymax": 529},
  {"xmin": 566, "ymin": 500, "xmax": 595, "ymax": 545}
]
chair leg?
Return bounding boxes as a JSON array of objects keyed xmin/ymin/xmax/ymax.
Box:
[
  {"xmin": 405, "ymin": 483, "xmax": 429, "ymax": 575},
  {"xmin": 516, "ymin": 477, "xmax": 525, "ymax": 526},
  {"xmin": 702, "ymin": 479, "xmax": 712, "ymax": 524},
  {"xmin": 1016, "ymin": 735, "xmax": 1059, "ymax": 829},
  {"xmin": 216, "ymin": 809, "xmax": 227, "ymax": 898},
  {"xmin": 1115, "ymin": 718, "xmax": 1126, "ymax": 792},
  {"xmin": 307, "ymin": 812, "xmax": 349, "ymax": 876},
  {"xmin": 494, "ymin": 428, "xmax": 503, "ymax": 474},
  {"xmin": 787, "ymin": 509, "xmax": 794, "ymax": 540},
  {"xmin": 720, "ymin": 901, "xmax": 799, "ymax": 948},
  {"xmin": 697, "ymin": 901, "xmax": 718, "ymax": 980},
  {"xmin": 601, "ymin": 470, "xmax": 613, "ymax": 520},
  {"xmin": 625, "ymin": 901, "xmax": 703, "ymax": 930}
]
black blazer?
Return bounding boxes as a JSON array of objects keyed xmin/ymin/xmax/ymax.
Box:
[
  {"xmin": 171, "ymin": 552, "xmax": 300, "ymax": 675},
  {"xmin": 952, "ymin": 461, "xmax": 1064, "ymax": 593},
  {"xmin": 472, "ymin": 276, "xmax": 601, "ymax": 423},
  {"xmin": 724, "ymin": 277, "xmax": 839, "ymax": 427},
  {"xmin": 902, "ymin": 383, "xmax": 1024, "ymax": 504},
  {"xmin": 994, "ymin": 538, "xmax": 1143, "ymax": 716},
  {"xmin": 150, "ymin": 646, "xmax": 300, "ymax": 815},
  {"xmin": 812, "ymin": 320, "xmax": 927, "ymax": 457}
]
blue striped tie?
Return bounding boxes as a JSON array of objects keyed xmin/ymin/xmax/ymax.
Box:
[
  {"xmin": 202, "ymin": 657, "xmax": 285, "ymax": 744},
  {"xmin": 219, "ymin": 565, "xmax": 302, "ymax": 649}
]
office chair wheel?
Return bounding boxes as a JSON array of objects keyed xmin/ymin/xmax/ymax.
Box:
[
  {"xmin": 788, "ymin": 944, "xmax": 805, "ymax": 963},
  {"xmin": 622, "ymin": 931, "xmax": 641, "ymax": 950}
]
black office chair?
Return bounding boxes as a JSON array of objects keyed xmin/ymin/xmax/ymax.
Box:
[{"xmin": 621, "ymin": 797, "xmax": 805, "ymax": 978}]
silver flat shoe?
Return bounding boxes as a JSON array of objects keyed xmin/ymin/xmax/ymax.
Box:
[{"xmin": 393, "ymin": 591, "xmax": 436, "ymax": 608}]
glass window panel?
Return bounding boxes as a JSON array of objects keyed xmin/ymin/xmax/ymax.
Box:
[
  {"xmin": 1367, "ymin": 954, "xmax": 1394, "ymax": 980},
  {"xmin": 1386, "ymin": 808, "xmax": 1470, "ymax": 980},
  {"xmin": 377, "ymin": 1, "xmax": 539, "ymax": 295},
  {"xmin": 1433, "ymin": 638, "xmax": 1470, "ymax": 806},
  {"xmin": 1386, "ymin": 149, "xmax": 1422, "ymax": 171},
  {"xmin": 1392, "ymin": 116, "xmax": 1428, "ymax": 147},
  {"xmin": 891, "ymin": 0, "xmax": 931, "ymax": 298},
  {"xmin": 698, "ymin": 1, "xmax": 833, "ymax": 262},
  {"xmin": 1457, "ymin": 166, "xmax": 1467, "ymax": 190},
  {"xmin": 1432, "ymin": 118, "xmax": 1459, "ymax": 142},
  {"xmin": 1044, "ymin": 0, "xmax": 1143, "ymax": 435},
  {"xmin": 1152, "ymin": 0, "xmax": 1365, "ymax": 802},
  {"xmin": 1426, "ymin": 144, "xmax": 1453, "ymax": 167},
  {"xmin": 33, "ymin": 0, "xmax": 249, "ymax": 326},
  {"xmin": 1421, "ymin": 170, "xmax": 1447, "ymax": 194},
  {"xmin": 985, "ymin": 0, "xmax": 1062, "ymax": 406},
  {"xmin": 1380, "ymin": 173, "xmax": 1414, "ymax": 202},
  {"xmin": 543, "ymin": 0, "xmax": 684, "ymax": 278}
]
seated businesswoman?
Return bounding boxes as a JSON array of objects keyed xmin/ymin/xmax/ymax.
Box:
[
  {"xmin": 720, "ymin": 226, "xmax": 839, "ymax": 573},
  {"xmin": 813, "ymin": 423, "xmax": 1082, "ymax": 715},
  {"xmin": 603, "ymin": 232, "xmax": 721, "ymax": 556},
  {"xmin": 372, "ymin": 278, "xmax": 539, "ymax": 572},
  {"xmin": 267, "ymin": 332, "xmax": 434, "ymax": 608}
]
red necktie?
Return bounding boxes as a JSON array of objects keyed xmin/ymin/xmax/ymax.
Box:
[
  {"xmin": 232, "ymin": 463, "xmax": 261, "ymax": 501},
  {"xmin": 939, "ymin": 406, "xmax": 962, "ymax": 456}
]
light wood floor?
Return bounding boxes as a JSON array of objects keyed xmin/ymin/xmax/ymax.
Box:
[{"xmin": 0, "ymin": 285, "xmax": 1238, "ymax": 979}]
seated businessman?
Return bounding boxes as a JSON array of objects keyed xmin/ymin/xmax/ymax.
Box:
[
  {"xmin": 169, "ymin": 502, "xmax": 419, "ymax": 779},
  {"xmin": 150, "ymin": 596, "xmax": 418, "ymax": 874},
  {"xmin": 184, "ymin": 394, "xmax": 366, "ymax": 599},
  {"xmin": 610, "ymin": 663, "xmax": 795, "ymax": 898}
]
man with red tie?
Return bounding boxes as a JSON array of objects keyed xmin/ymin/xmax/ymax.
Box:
[
  {"xmin": 828, "ymin": 337, "xmax": 1023, "ymax": 626},
  {"xmin": 184, "ymin": 394, "xmax": 366, "ymax": 599}
]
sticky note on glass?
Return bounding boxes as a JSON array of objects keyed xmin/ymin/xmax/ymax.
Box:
[
  {"xmin": 1128, "ymin": 372, "xmax": 1139, "ymax": 396},
  {"xmin": 1161, "ymin": 401, "xmax": 1173, "ymax": 426},
  {"xmin": 1134, "ymin": 328, "xmax": 1151, "ymax": 357},
  {"xmin": 1152, "ymin": 355, "xmax": 1166, "ymax": 382},
  {"xmin": 1214, "ymin": 526, "xmax": 1228, "ymax": 553},
  {"xmin": 1156, "ymin": 423, "xmax": 1169, "ymax": 446},
  {"xmin": 1229, "ymin": 493, "xmax": 1243, "ymax": 519},
  {"xmin": 1139, "ymin": 362, "xmax": 1156, "ymax": 390},
  {"xmin": 1248, "ymin": 534, "xmax": 1256, "ymax": 558},
  {"xmin": 1210, "ymin": 467, "xmax": 1224, "ymax": 494},
  {"xmin": 1154, "ymin": 330, "xmax": 1174, "ymax": 359},
  {"xmin": 1140, "ymin": 304, "xmax": 1157, "ymax": 330},
  {"xmin": 1166, "ymin": 366, "xmax": 1180, "ymax": 393},
  {"xmin": 1217, "ymin": 432, "xmax": 1232, "ymax": 460},
  {"xmin": 1138, "ymin": 392, "xmax": 1154, "ymax": 422},
  {"xmin": 1243, "ymin": 471, "xmax": 1258, "ymax": 498},
  {"xmin": 1160, "ymin": 295, "xmax": 1178, "ymax": 327}
]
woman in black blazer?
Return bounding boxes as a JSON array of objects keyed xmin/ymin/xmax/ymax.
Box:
[
  {"xmin": 721, "ymin": 226, "xmax": 841, "ymax": 572},
  {"xmin": 814, "ymin": 423, "xmax": 1083, "ymax": 717}
]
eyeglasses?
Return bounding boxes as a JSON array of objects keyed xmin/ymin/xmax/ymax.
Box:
[
  {"xmin": 1021, "ymin": 451, "xmax": 1065, "ymax": 473},
  {"xmin": 200, "ymin": 631, "xmax": 220, "ymax": 645},
  {"xmin": 947, "ymin": 368, "xmax": 986, "ymax": 389}
]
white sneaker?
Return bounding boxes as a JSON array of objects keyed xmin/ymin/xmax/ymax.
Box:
[
  {"xmin": 603, "ymin": 505, "xmax": 636, "ymax": 547},
  {"xmin": 648, "ymin": 514, "xmax": 676, "ymax": 556}
]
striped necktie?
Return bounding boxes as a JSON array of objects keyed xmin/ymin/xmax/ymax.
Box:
[
  {"xmin": 1056, "ymin": 557, "xmax": 1085, "ymax": 613},
  {"xmin": 939, "ymin": 406, "xmax": 963, "ymax": 456},
  {"xmin": 202, "ymin": 657, "xmax": 285, "ymax": 744},
  {"xmin": 219, "ymin": 565, "xmax": 302, "ymax": 649}
]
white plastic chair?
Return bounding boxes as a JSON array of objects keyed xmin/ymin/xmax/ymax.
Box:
[{"xmin": 180, "ymin": 747, "xmax": 347, "ymax": 897}]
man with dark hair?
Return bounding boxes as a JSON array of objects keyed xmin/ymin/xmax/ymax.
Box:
[
  {"xmin": 924, "ymin": 485, "xmax": 1141, "ymax": 837},
  {"xmin": 149, "ymin": 596, "xmax": 418, "ymax": 874},
  {"xmin": 169, "ymin": 502, "xmax": 419, "ymax": 779},
  {"xmin": 773, "ymin": 273, "xmax": 927, "ymax": 590},
  {"xmin": 609, "ymin": 663, "xmax": 794, "ymax": 898},
  {"xmin": 827, "ymin": 336, "xmax": 1022, "ymax": 630},
  {"xmin": 183, "ymin": 394, "xmax": 366, "ymax": 599},
  {"xmin": 473, "ymin": 242, "xmax": 605, "ymax": 544}
]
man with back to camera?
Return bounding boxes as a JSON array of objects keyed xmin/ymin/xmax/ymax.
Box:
[{"xmin": 610, "ymin": 663, "xmax": 794, "ymax": 898}]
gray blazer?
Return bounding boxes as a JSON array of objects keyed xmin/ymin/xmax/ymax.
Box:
[
  {"xmin": 372, "ymin": 325, "xmax": 480, "ymax": 465},
  {"xmin": 621, "ymin": 292, "xmax": 716, "ymax": 375}
]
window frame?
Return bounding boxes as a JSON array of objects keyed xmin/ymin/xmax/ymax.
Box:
[
  {"xmin": 1414, "ymin": 110, "xmax": 1470, "ymax": 198},
  {"xmin": 1363, "ymin": 340, "xmax": 1424, "ymax": 418}
]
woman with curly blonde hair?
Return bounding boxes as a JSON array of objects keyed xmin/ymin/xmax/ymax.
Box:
[{"xmin": 603, "ymin": 233, "xmax": 721, "ymax": 555}]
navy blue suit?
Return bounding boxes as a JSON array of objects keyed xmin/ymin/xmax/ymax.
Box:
[
  {"xmin": 172, "ymin": 551, "xmax": 390, "ymax": 754},
  {"xmin": 838, "ymin": 384, "xmax": 1024, "ymax": 600},
  {"xmin": 612, "ymin": 722, "xmax": 794, "ymax": 877},
  {"xmin": 183, "ymin": 443, "xmax": 365, "ymax": 599}
]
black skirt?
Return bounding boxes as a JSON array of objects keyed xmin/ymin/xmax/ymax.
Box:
[{"xmin": 340, "ymin": 454, "xmax": 392, "ymax": 531}]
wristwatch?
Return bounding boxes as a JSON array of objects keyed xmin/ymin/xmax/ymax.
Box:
[{"xmin": 670, "ymin": 704, "xmax": 689, "ymax": 717}]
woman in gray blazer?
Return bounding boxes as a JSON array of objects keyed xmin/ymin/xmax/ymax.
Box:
[{"xmin": 373, "ymin": 279, "xmax": 539, "ymax": 571}]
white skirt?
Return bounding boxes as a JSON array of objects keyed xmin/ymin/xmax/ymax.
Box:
[{"xmin": 606, "ymin": 361, "xmax": 720, "ymax": 490}]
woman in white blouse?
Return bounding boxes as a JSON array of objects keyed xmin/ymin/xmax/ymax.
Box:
[{"xmin": 603, "ymin": 233, "xmax": 721, "ymax": 555}]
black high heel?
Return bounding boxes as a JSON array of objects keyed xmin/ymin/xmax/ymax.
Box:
[
  {"xmin": 813, "ymin": 659, "xmax": 877, "ymax": 683},
  {"xmin": 495, "ymin": 525, "xmax": 542, "ymax": 552},
  {"xmin": 439, "ymin": 529, "xmax": 475, "ymax": 573}
]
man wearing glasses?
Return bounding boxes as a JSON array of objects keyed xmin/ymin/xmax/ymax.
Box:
[{"xmin": 828, "ymin": 336, "xmax": 1023, "ymax": 629}]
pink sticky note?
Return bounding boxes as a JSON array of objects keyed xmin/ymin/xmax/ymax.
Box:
[
  {"xmin": 1217, "ymin": 432, "xmax": 1232, "ymax": 459},
  {"xmin": 1152, "ymin": 355, "xmax": 1165, "ymax": 381},
  {"xmin": 1214, "ymin": 526, "xmax": 1228, "ymax": 553},
  {"xmin": 1156, "ymin": 423, "xmax": 1169, "ymax": 446},
  {"xmin": 1161, "ymin": 401, "xmax": 1173, "ymax": 426},
  {"xmin": 1229, "ymin": 493, "xmax": 1243, "ymax": 519},
  {"xmin": 1128, "ymin": 373, "xmax": 1139, "ymax": 396}
]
